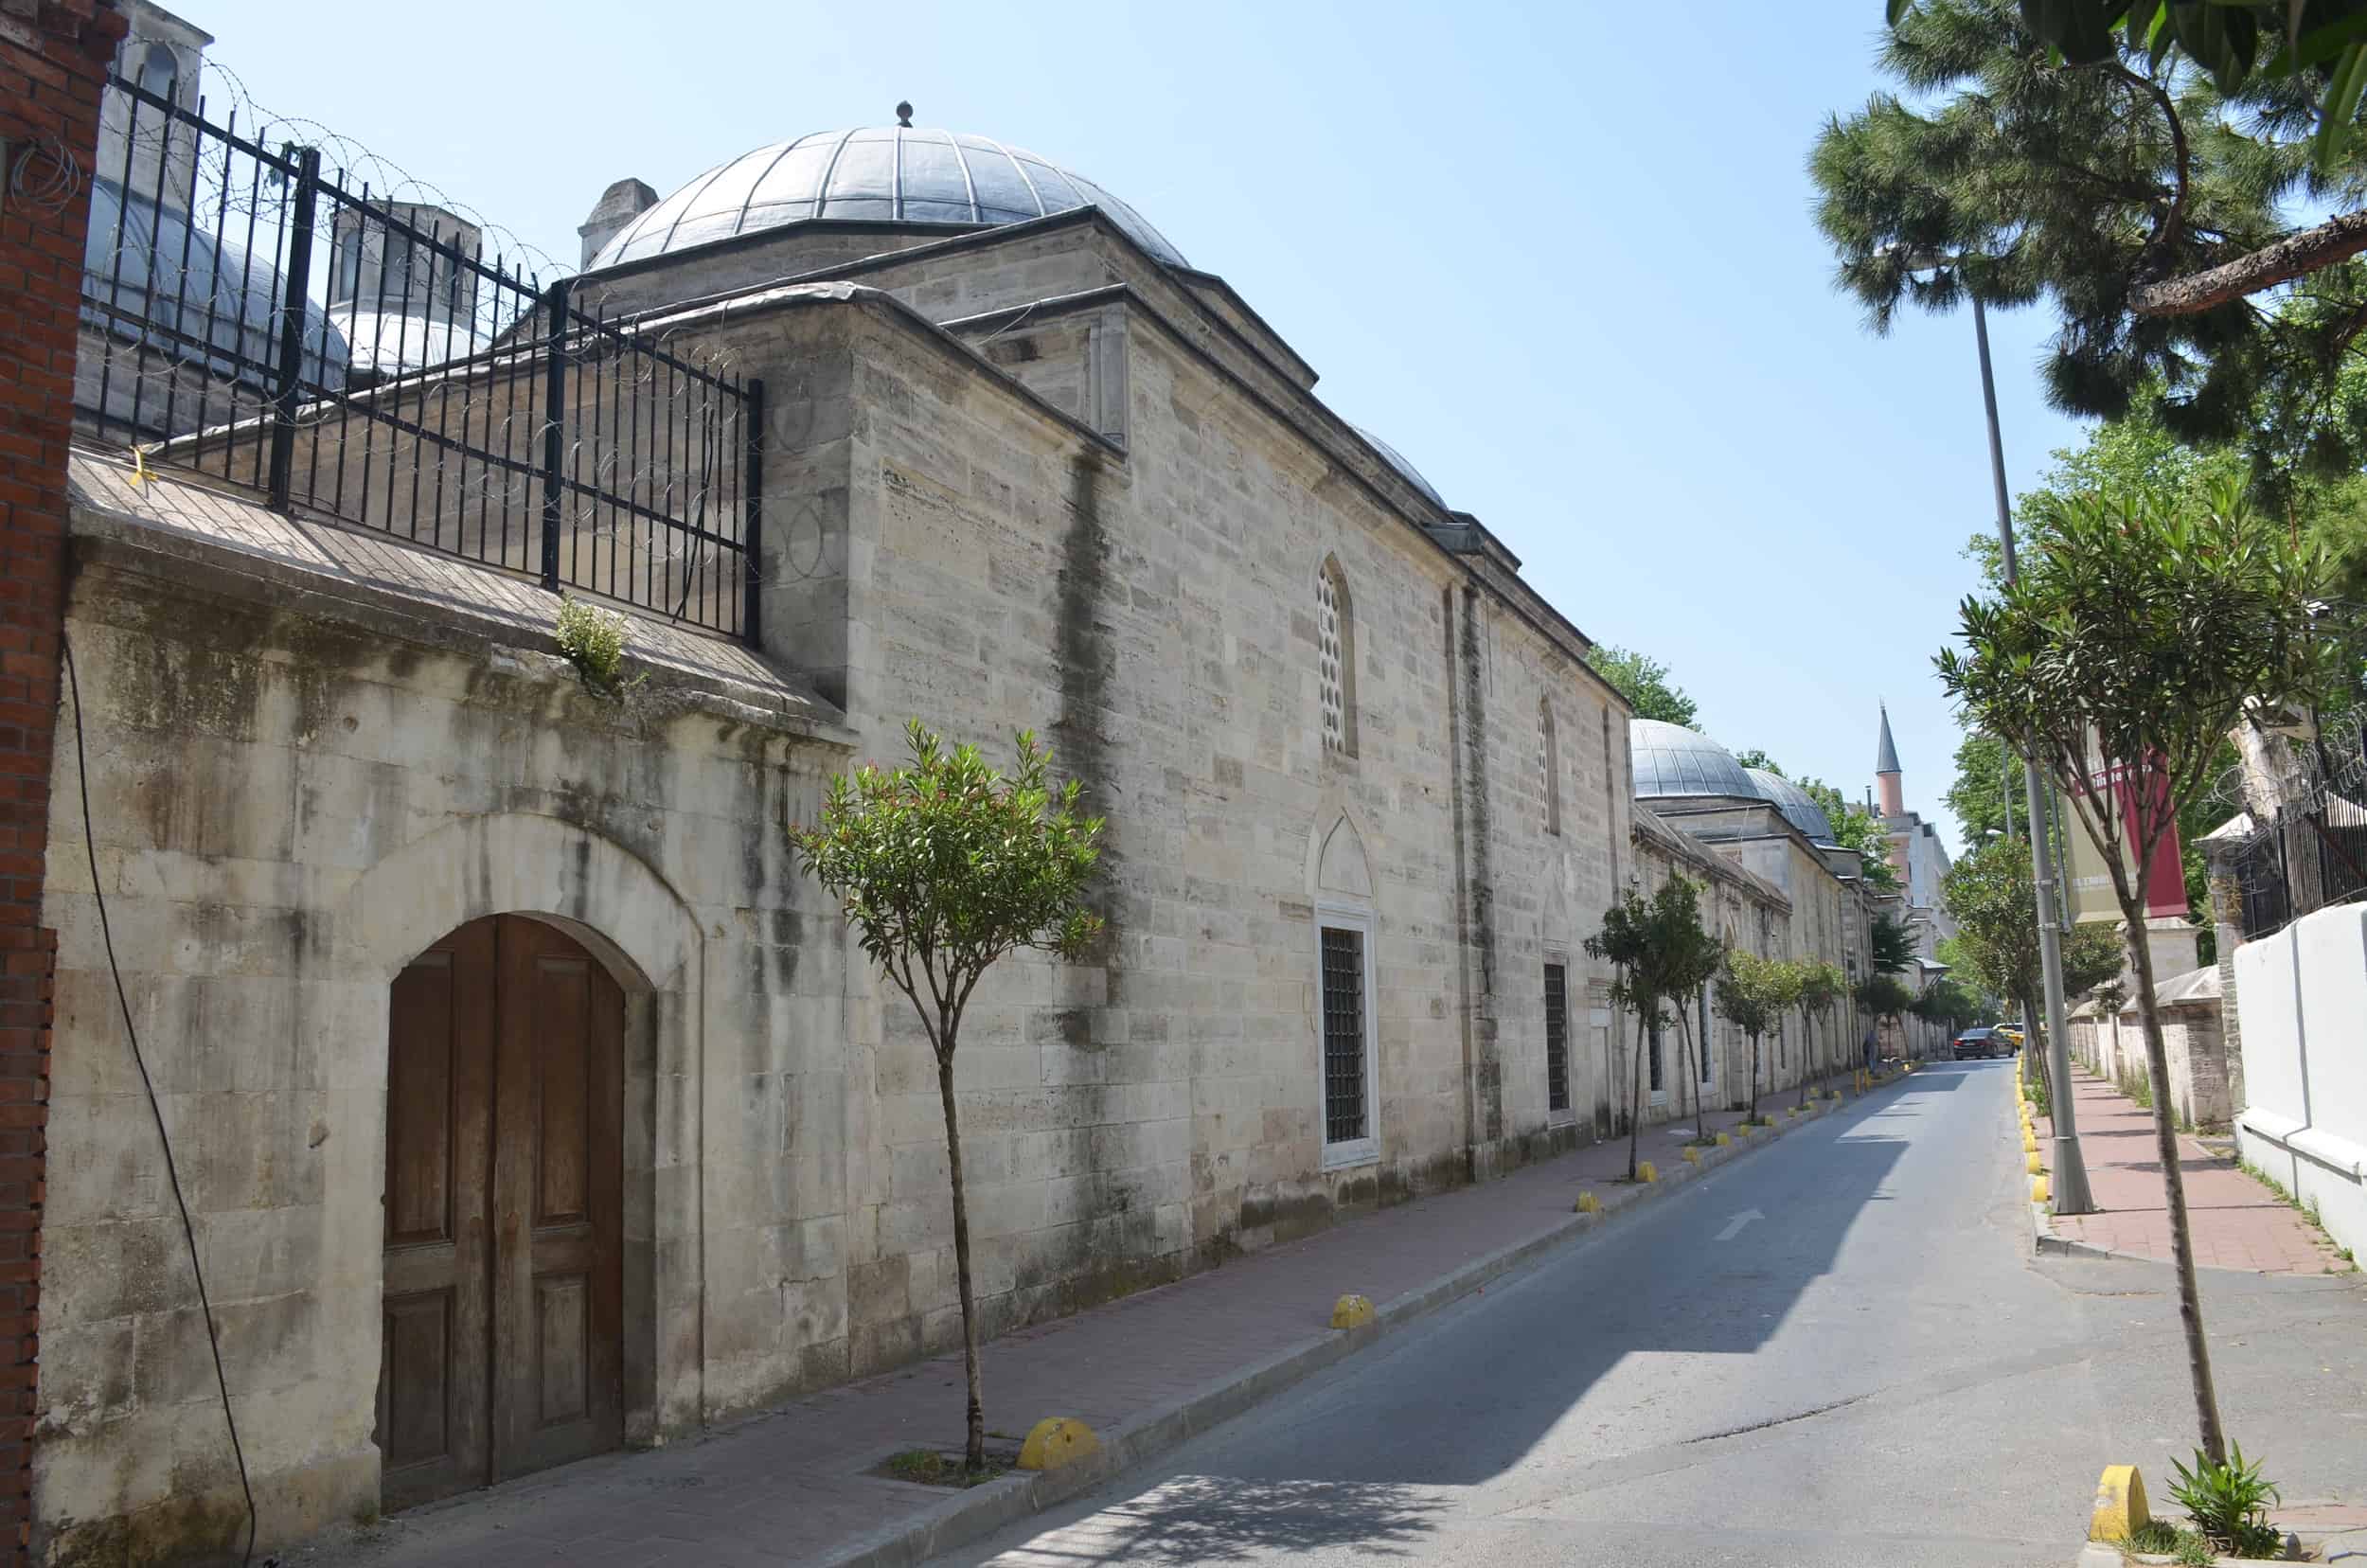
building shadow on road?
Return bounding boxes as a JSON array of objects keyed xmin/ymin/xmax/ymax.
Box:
[
  {"xmin": 979, "ymin": 1473, "xmax": 1450, "ymax": 1564},
  {"xmin": 954, "ymin": 1099, "xmax": 1933, "ymax": 1564}
]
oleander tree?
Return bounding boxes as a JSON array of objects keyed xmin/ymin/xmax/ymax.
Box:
[
  {"xmin": 791, "ymin": 721, "xmax": 1105, "ymax": 1473},
  {"xmin": 1793, "ymin": 960, "xmax": 1849, "ymax": 1099},
  {"xmin": 1937, "ymin": 477, "xmax": 2327, "ymax": 1465},
  {"xmin": 1717, "ymin": 950, "xmax": 1798, "ymax": 1121}
]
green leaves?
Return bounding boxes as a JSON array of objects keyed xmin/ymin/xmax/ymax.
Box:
[
  {"xmin": 790, "ymin": 720, "xmax": 1106, "ymax": 1057},
  {"xmin": 1937, "ymin": 478, "xmax": 2328, "ymax": 916},
  {"xmin": 1835, "ymin": 0, "xmax": 2367, "ymax": 448},
  {"xmin": 2167, "ymin": 1443, "xmax": 2285, "ymax": 1558},
  {"xmin": 1588, "ymin": 875, "xmax": 1721, "ymax": 1025},
  {"xmin": 1585, "ymin": 646, "xmax": 1700, "ymax": 728}
]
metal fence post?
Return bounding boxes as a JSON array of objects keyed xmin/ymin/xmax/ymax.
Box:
[
  {"xmin": 742, "ymin": 377, "xmax": 764, "ymax": 649},
  {"xmin": 540, "ymin": 277, "xmax": 571, "ymax": 593},
  {"xmin": 265, "ymin": 145, "xmax": 322, "ymax": 510}
]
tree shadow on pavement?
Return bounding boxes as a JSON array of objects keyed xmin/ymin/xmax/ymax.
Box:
[{"xmin": 979, "ymin": 1474, "xmax": 1450, "ymax": 1564}]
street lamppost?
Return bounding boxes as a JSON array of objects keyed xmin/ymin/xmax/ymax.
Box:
[{"xmin": 1886, "ymin": 246, "xmax": 2096, "ymax": 1214}]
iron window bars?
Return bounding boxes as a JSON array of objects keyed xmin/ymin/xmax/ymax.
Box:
[
  {"xmin": 1320, "ymin": 926, "xmax": 1369, "ymax": 1146},
  {"xmin": 1543, "ymin": 963, "xmax": 1570, "ymax": 1114}
]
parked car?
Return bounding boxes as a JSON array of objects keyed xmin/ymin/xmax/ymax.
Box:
[{"xmin": 1952, "ymin": 1026, "xmax": 2002, "ymax": 1060}]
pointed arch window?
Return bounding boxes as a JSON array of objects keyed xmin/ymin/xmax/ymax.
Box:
[
  {"xmin": 1539, "ymin": 697, "xmax": 1560, "ymax": 836},
  {"xmin": 1316, "ymin": 557, "xmax": 1358, "ymax": 757},
  {"xmin": 136, "ymin": 43, "xmax": 179, "ymax": 106}
]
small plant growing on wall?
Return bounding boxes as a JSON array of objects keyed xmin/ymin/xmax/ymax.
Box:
[
  {"xmin": 553, "ymin": 595, "xmax": 637, "ymax": 695},
  {"xmin": 791, "ymin": 721, "xmax": 1105, "ymax": 1475}
]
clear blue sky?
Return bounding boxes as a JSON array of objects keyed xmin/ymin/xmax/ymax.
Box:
[{"xmin": 183, "ymin": 0, "xmax": 2091, "ymax": 856}]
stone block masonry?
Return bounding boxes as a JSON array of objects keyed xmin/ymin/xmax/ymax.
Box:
[{"xmin": 0, "ymin": 4, "xmax": 126, "ymax": 1562}]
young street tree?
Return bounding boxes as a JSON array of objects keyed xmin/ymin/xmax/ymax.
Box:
[
  {"xmin": 1856, "ymin": 972, "xmax": 1916, "ymax": 1064},
  {"xmin": 1939, "ymin": 837, "xmax": 2125, "ymax": 1104},
  {"xmin": 1938, "ymin": 478, "xmax": 2326, "ymax": 1466},
  {"xmin": 1790, "ymin": 959, "xmax": 1848, "ymax": 1102},
  {"xmin": 1910, "ymin": 974, "xmax": 1983, "ymax": 1051},
  {"xmin": 791, "ymin": 722, "xmax": 1105, "ymax": 1473},
  {"xmin": 1663, "ymin": 887, "xmax": 1726, "ymax": 1143},
  {"xmin": 1587, "ymin": 876, "xmax": 1716, "ymax": 1172},
  {"xmin": 1717, "ymin": 950, "xmax": 1796, "ymax": 1122}
]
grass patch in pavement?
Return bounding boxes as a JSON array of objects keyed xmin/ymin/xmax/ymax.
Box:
[{"xmin": 873, "ymin": 1448, "xmax": 1012, "ymax": 1488}]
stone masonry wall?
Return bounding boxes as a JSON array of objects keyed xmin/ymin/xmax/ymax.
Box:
[
  {"xmin": 681, "ymin": 286, "xmax": 1636, "ymax": 1375},
  {"xmin": 35, "ymin": 519, "xmax": 851, "ymax": 1561}
]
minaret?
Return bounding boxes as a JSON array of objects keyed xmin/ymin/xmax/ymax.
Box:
[{"xmin": 1875, "ymin": 703, "xmax": 1904, "ymax": 819}]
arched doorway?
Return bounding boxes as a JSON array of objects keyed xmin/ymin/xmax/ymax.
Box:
[{"xmin": 378, "ymin": 915, "xmax": 625, "ymax": 1511}]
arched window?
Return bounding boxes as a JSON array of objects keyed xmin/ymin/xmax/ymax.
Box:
[
  {"xmin": 136, "ymin": 43, "xmax": 178, "ymax": 106},
  {"xmin": 1539, "ymin": 697, "xmax": 1560, "ymax": 836},
  {"xmin": 334, "ymin": 228, "xmax": 363, "ymax": 303},
  {"xmin": 385, "ymin": 235, "xmax": 416, "ymax": 302},
  {"xmin": 1315, "ymin": 556, "xmax": 1358, "ymax": 757}
]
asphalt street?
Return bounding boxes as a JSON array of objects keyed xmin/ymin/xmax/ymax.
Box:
[{"xmin": 932, "ymin": 1061, "xmax": 2367, "ymax": 1568}]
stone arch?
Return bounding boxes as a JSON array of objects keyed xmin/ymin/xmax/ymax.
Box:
[
  {"xmin": 327, "ymin": 812, "xmax": 708, "ymax": 1472},
  {"xmin": 1308, "ymin": 806, "xmax": 1374, "ymax": 900},
  {"xmin": 333, "ymin": 811, "xmax": 700, "ymax": 992}
]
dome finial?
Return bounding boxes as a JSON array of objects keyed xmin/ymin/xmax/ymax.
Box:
[{"xmin": 895, "ymin": 100, "xmax": 914, "ymax": 128}]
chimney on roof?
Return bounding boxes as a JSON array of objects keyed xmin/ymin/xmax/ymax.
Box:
[{"xmin": 578, "ymin": 177, "xmax": 660, "ymax": 269}]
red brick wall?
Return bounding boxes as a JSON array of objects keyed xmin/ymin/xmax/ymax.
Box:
[{"xmin": 0, "ymin": 3, "xmax": 124, "ymax": 1560}]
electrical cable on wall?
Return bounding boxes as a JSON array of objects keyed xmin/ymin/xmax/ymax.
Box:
[{"xmin": 62, "ymin": 636, "xmax": 258, "ymax": 1568}]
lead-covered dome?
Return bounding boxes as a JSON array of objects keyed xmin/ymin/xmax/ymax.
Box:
[
  {"xmin": 1353, "ymin": 426, "xmax": 1447, "ymax": 510},
  {"xmin": 1745, "ymin": 767, "xmax": 1840, "ymax": 846},
  {"xmin": 588, "ymin": 126, "xmax": 1187, "ymax": 271},
  {"xmin": 1630, "ymin": 719, "xmax": 1756, "ymax": 801}
]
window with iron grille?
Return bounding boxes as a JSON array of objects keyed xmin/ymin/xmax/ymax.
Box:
[
  {"xmin": 1544, "ymin": 963, "xmax": 1570, "ymax": 1113},
  {"xmin": 1700, "ymin": 987, "xmax": 1714, "ymax": 1083},
  {"xmin": 1648, "ymin": 1014, "xmax": 1665, "ymax": 1094},
  {"xmin": 1320, "ymin": 925, "xmax": 1368, "ymax": 1145}
]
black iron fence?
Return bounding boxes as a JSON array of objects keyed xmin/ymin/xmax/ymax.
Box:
[
  {"xmin": 2226, "ymin": 726, "xmax": 2367, "ymax": 941},
  {"xmin": 75, "ymin": 72, "xmax": 762, "ymax": 641}
]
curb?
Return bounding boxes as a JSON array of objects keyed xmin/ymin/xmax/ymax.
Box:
[
  {"xmin": 822, "ymin": 1071, "xmax": 1917, "ymax": 1568},
  {"xmin": 2028, "ymin": 1195, "xmax": 2121, "ymax": 1263}
]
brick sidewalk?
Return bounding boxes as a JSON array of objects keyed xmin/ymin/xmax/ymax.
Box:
[
  {"xmin": 2042, "ymin": 1070, "xmax": 2345, "ymax": 1274},
  {"xmin": 297, "ymin": 1088, "xmax": 1861, "ymax": 1568}
]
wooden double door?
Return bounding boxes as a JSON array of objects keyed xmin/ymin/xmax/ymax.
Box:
[{"xmin": 379, "ymin": 915, "xmax": 625, "ymax": 1511}]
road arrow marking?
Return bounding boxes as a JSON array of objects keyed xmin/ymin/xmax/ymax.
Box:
[{"xmin": 1715, "ymin": 1209, "xmax": 1765, "ymax": 1242}]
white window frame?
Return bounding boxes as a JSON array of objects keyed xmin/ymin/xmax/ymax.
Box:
[{"xmin": 1315, "ymin": 900, "xmax": 1379, "ymax": 1170}]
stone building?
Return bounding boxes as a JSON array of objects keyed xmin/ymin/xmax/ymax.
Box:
[
  {"xmin": 1, "ymin": 17, "xmax": 1883, "ymax": 1554},
  {"xmin": 1628, "ymin": 722, "xmax": 1879, "ymax": 1084}
]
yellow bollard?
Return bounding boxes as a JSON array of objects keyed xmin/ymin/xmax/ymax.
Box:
[
  {"xmin": 1574, "ymin": 1190, "xmax": 1600, "ymax": 1214},
  {"xmin": 1637, "ymin": 1160, "xmax": 1659, "ymax": 1184},
  {"xmin": 1715, "ymin": 1131, "xmax": 1732, "ymax": 1147},
  {"xmin": 1329, "ymin": 1293, "xmax": 1375, "ymax": 1329},
  {"xmin": 2032, "ymin": 1172, "xmax": 2051, "ymax": 1204},
  {"xmin": 1682, "ymin": 1147, "xmax": 1701, "ymax": 1165},
  {"xmin": 1018, "ymin": 1417, "xmax": 1101, "ymax": 1472},
  {"xmin": 2026, "ymin": 1151, "xmax": 2043, "ymax": 1175},
  {"xmin": 2088, "ymin": 1465, "xmax": 2150, "ymax": 1542}
]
